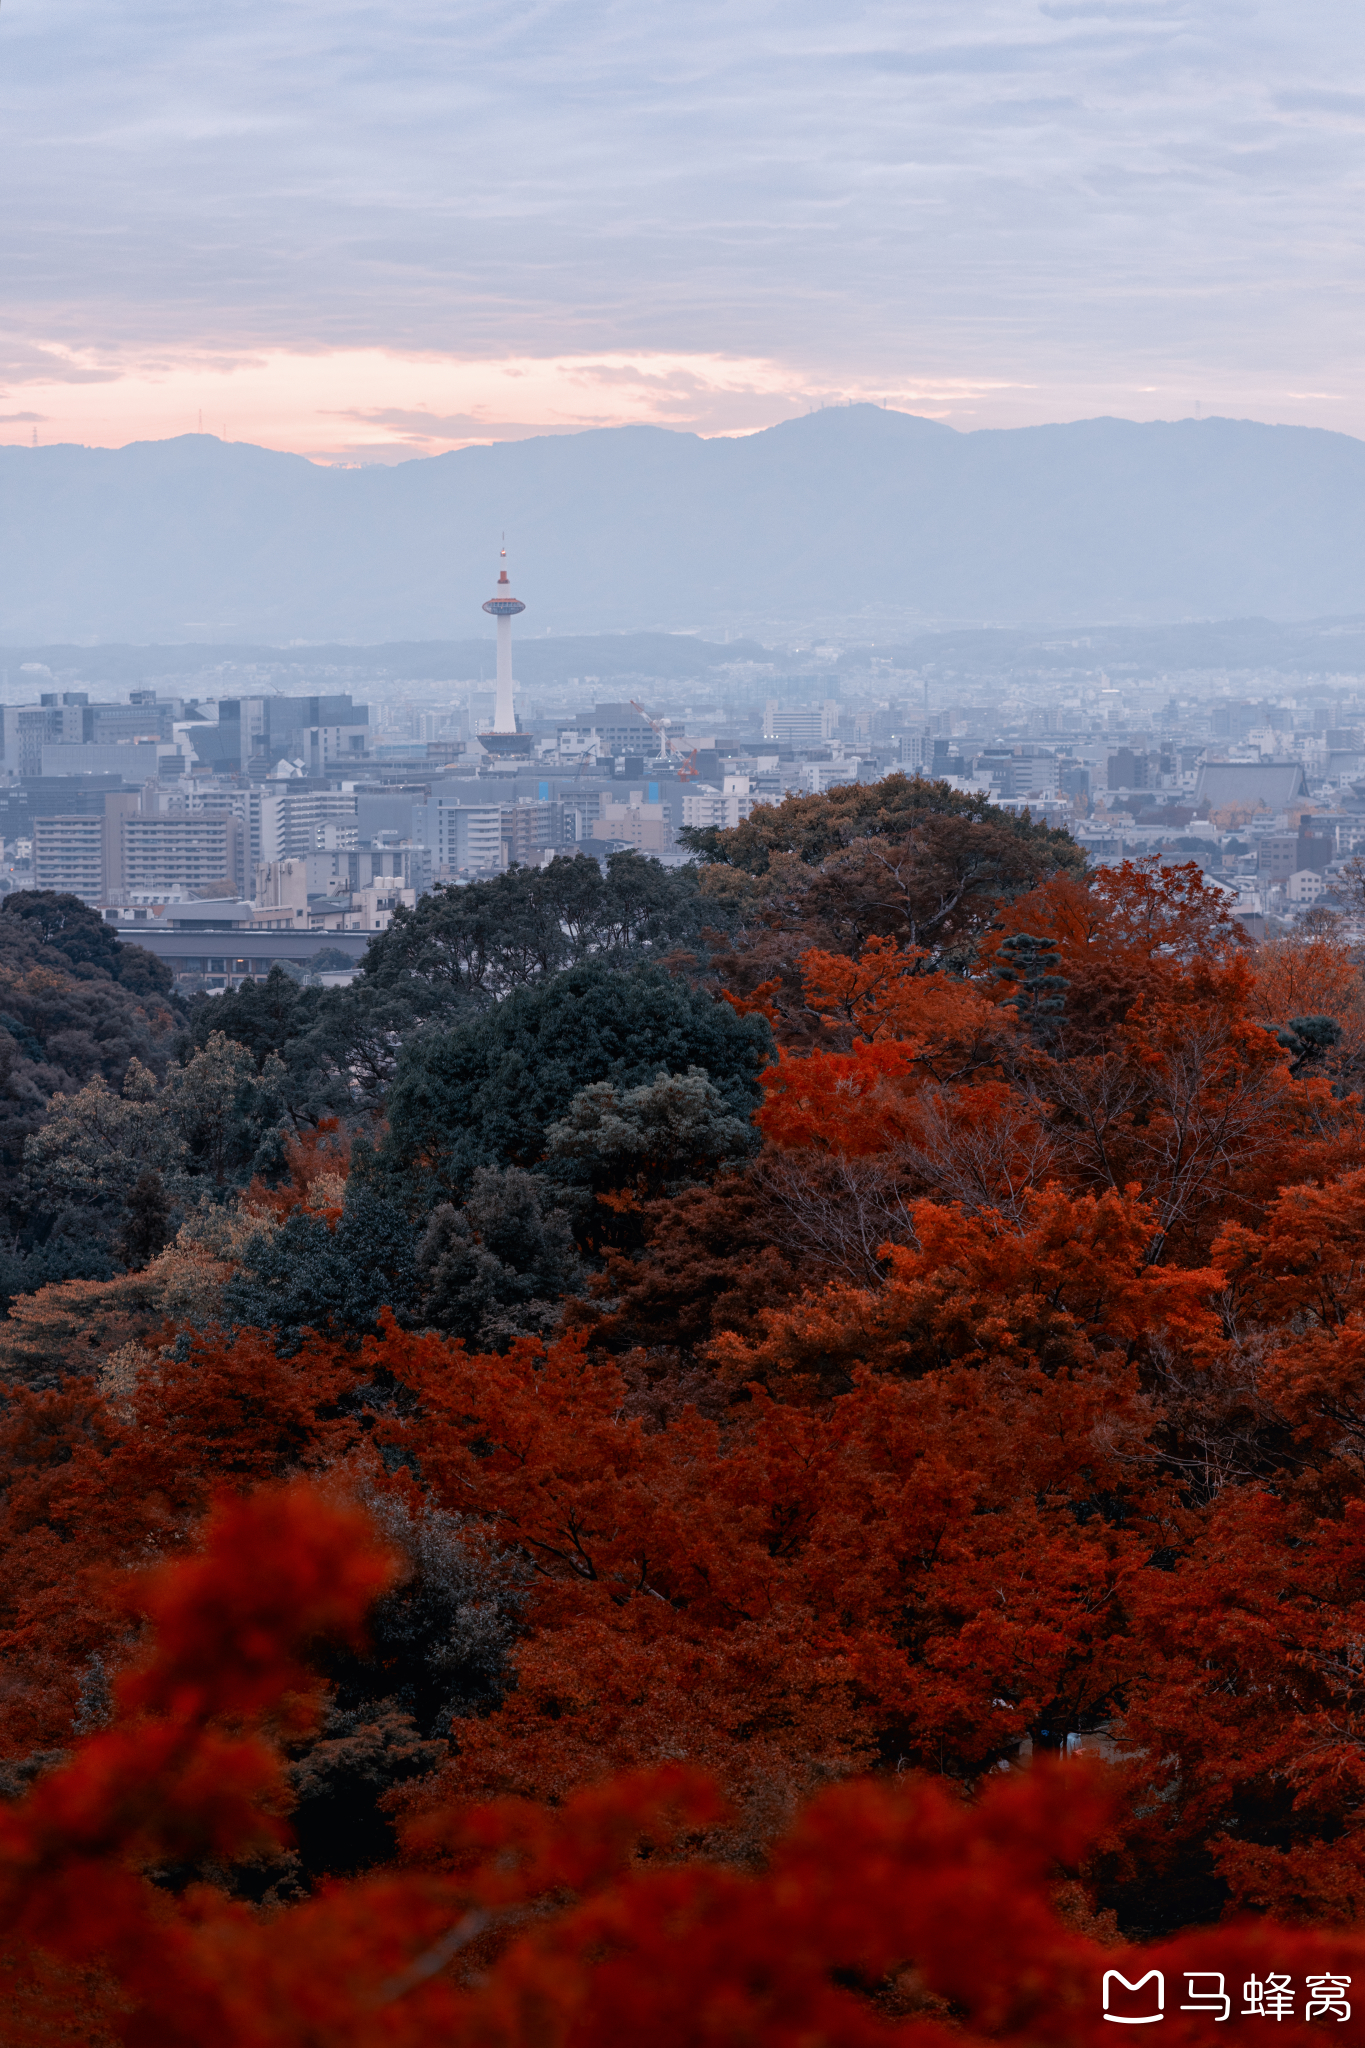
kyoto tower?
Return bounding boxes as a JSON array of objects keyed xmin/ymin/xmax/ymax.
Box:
[{"xmin": 480, "ymin": 545, "xmax": 533, "ymax": 757}]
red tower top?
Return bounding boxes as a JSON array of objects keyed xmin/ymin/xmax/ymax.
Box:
[{"xmin": 482, "ymin": 549, "xmax": 526, "ymax": 618}]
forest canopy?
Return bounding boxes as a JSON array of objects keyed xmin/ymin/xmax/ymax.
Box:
[{"xmin": 3, "ymin": 779, "xmax": 1365, "ymax": 2041}]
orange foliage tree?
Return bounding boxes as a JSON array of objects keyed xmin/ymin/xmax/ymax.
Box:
[{"xmin": 7, "ymin": 1480, "xmax": 1365, "ymax": 2047}]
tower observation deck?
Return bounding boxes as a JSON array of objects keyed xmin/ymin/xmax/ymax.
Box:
[{"xmin": 480, "ymin": 548, "xmax": 533, "ymax": 758}]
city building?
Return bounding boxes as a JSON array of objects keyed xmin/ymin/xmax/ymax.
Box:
[
  {"xmin": 1193, "ymin": 760, "xmax": 1310, "ymax": 814},
  {"xmin": 681, "ymin": 776, "xmax": 759, "ymax": 831},
  {"xmin": 418, "ymin": 800, "xmax": 506, "ymax": 875},
  {"xmin": 582, "ymin": 704, "xmax": 658, "ymax": 756},
  {"xmin": 591, "ymin": 797, "xmax": 673, "ymax": 854},
  {"xmin": 116, "ymin": 812, "xmax": 243, "ymax": 897},
  {"xmin": 183, "ymin": 695, "xmax": 370, "ymax": 777},
  {"xmin": 33, "ymin": 815, "xmax": 106, "ymax": 903},
  {"xmin": 764, "ymin": 707, "xmax": 830, "ymax": 746},
  {"xmin": 501, "ymin": 799, "xmax": 574, "ymax": 866},
  {"xmin": 1286, "ymin": 869, "xmax": 1327, "ymax": 905}
]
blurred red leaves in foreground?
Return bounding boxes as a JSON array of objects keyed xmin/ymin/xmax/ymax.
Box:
[{"xmin": 3, "ymin": 1480, "xmax": 1363, "ymax": 2046}]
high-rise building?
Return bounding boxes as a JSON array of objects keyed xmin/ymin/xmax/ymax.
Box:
[
  {"xmin": 33, "ymin": 815, "xmax": 106, "ymax": 902},
  {"xmin": 259, "ymin": 789, "xmax": 360, "ymax": 861},
  {"xmin": 501, "ymin": 800, "xmax": 574, "ymax": 866},
  {"xmin": 33, "ymin": 792, "xmax": 243, "ymax": 903},
  {"xmin": 184, "ymin": 695, "xmax": 369, "ymax": 776},
  {"xmin": 418, "ymin": 800, "xmax": 506, "ymax": 875},
  {"xmin": 117, "ymin": 813, "xmax": 244, "ymax": 897}
]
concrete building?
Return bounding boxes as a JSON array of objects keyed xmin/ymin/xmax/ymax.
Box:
[
  {"xmin": 183, "ymin": 695, "xmax": 369, "ymax": 777},
  {"xmin": 0, "ymin": 694, "xmax": 191, "ymax": 777},
  {"xmin": 33, "ymin": 791, "xmax": 245, "ymax": 904},
  {"xmin": 160, "ymin": 786, "xmax": 264, "ymax": 895},
  {"xmin": 252, "ymin": 859, "xmax": 415, "ymax": 932},
  {"xmin": 33, "ymin": 815, "xmax": 106, "ymax": 902},
  {"xmin": 764, "ymin": 707, "xmax": 831, "ymax": 746},
  {"xmin": 1107, "ymin": 747, "xmax": 1153, "ymax": 791},
  {"xmin": 1258, "ymin": 834, "xmax": 1301, "ymax": 885},
  {"xmin": 259, "ymin": 789, "xmax": 359, "ymax": 862},
  {"xmin": 501, "ymin": 799, "xmax": 574, "ymax": 866},
  {"xmin": 682, "ymin": 777, "xmax": 758, "ymax": 831},
  {"xmin": 117, "ymin": 811, "xmax": 244, "ymax": 897},
  {"xmin": 800, "ymin": 762, "xmax": 862, "ymax": 794},
  {"xmin": 982, "ymin": 748, "xmax": 1060, "ymax": 801},
  {"xmin": 1193, "ymin": 760, "xmax": 1309, "ymax": 815},
  {"xmin": 1286, "ymin": 869, "xmax": 1328, "ymax": 905},
  {"xmin": 590, "ymin": 798, "xmax": 673, "ymax": 854},
  {"xmin": 583, "ymin": 704, "xmax": 658, "ymax": 756},
  {"xmin": 38, "ymin": 741, "xmax": 171, "ymax": 780},
  {"xmin": 418, "ymin": 800, "xmax": 506, "ymax": 876}
]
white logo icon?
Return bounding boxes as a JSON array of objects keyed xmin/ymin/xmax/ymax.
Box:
[{"xmin": 1104, "ymin": 1971, "xmax": 1165, "ymax": 2024}]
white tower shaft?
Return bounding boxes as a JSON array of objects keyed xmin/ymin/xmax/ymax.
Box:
[{"xmin": 495, "ymin": 613, "xmax": 514, "ymax": 732}]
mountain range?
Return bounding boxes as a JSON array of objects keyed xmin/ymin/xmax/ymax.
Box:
[{"xmin": 4, "ymin": 406, "xmax": 1365, "ymax": 643}]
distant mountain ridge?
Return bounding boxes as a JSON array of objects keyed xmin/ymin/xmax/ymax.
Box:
[{"xmin": 3, "ymin": 407, "xmax": 1364, "ymax": 643}]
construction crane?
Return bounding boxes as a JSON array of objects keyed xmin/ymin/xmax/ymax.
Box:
[{"xmin": 629, "ymin": 699, "xmax": 673, "ymax": 764}]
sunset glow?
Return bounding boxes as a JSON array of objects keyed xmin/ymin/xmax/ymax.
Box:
[{"xmin": 0, "ymin": 346, "xmax": 1040, "ymax": 463}]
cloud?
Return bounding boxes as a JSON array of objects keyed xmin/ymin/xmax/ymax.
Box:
[
  {"xmin": 0, "ymin": 0, "xmax": 1361, "ymax": 444},
  {"xmin": 1273, "ymin": 87, "xmax": 1365, "ymax": 122}
]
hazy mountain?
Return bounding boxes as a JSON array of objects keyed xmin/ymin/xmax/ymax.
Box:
[{"xmin": 4, "ymin": 407, "xmax": 1365, "ymax": 644}]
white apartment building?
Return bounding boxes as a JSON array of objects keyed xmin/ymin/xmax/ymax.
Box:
[
  {"xmin": 800, "ymin": 762, "xmax": 862, "ymax": 795},
  {"xmin": 1286, "ymin": 868, "xmax": 1327, "ymax": 904},
  {"xmin": 34, "ymin": 795, "xmax": 244, "ymax": 904},
  {"xmin": 119, "ymin": 812, "xmax": 244, "ymax": 897},
  {"xmin": 417, "ymin": 800, "xmax": 506, "ymax": 876},
  {"xmin": 681, "ymin": 776, "xmax": 759, "ymax": 832},
  {"xmin": 259, "ymin": 790, "xmax": 360, "ymax": 862},
  {"xmin": 33, "ymin": 816, "xmax": 106, "ymax": 903},
  {"xmin": 252, "ymin": 859, "xmax": 415, "ymax": 932},
  {"xmin": 763, "ymin": 705, "xmax": 838, "ymax": 745}
]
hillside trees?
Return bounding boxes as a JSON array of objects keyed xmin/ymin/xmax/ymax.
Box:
[
  {"xmin": 380, "ymin": 960, "xmax": 772, "ymax": 1205},
  {"xmin": 1, "ymin": 889, "xmax": 173, "ymax": 998},
  {"xmin": 0, "ymin": 893, "xmax": 180, "ymax": 1296},
  {"xmin": 365, "ymin": 849, "xmax": 720, "ymax": 1002},
  {"xmin": 177, "ymin": 854, "xmax": 737, "ymax": 1133},
  {"xmin": 10, "ymin": 793, "xmax": 1365, "ymax": 2032},
  {"xmin": 687, "ymin": 774, "xmax": 1088, "ymax": 1039}
]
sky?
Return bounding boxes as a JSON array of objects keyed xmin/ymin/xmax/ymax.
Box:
[{"xmin": 1, "ymin": 0, "xmax": 1362, "ymax": 464}]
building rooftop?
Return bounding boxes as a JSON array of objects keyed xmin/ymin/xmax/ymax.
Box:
[{"xmin": 1192, "ymin": 760, "xmax": 1309, "ymax": 812}]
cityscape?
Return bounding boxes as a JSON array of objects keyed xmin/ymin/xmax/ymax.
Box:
[
  {"xmin": 2, "ymin": 573, "xmax": 1364, "ymax": 990},
  {"xmin": 6, "ymin": 0, "xmax": 1365, "ymax": 2034}
]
